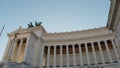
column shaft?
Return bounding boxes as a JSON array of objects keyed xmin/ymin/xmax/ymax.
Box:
[
  {"xmin": 79, "ymin": 44, "xmax": 83, "ymax": 66},
  {"xmin": 47, "ymin": 46, "xmax": 50, "ymax": 68},
  {"xmin": 40, "ymin": 46, "xmax": 44, "ymax": 67},
  {"xmin": 17, "ymin": 39, "xmax": 23, "ymax": 62},
  {"xmin": 104, "ymin": 40, "xmax": 112, "ymax": 63},
  {"xmin": 60, "ymin": 45, "xmax": 63, "ymax": 67},
  {"xmin": 72, "ymin": 45, "xmax": 76, "ymax": 67},
  {"xmin": 98, "ymin": 41, "xmax": 105, "ymax": 64},
  {"xmin": 8, "ymin": 40, "xmax": 14, "ymax": 60},
  {"xmin": 54, "ymin": 46, "xmax": 56, "ymax": 68},
  {"xmin": 10, "ymin": 39, "xmax": 17, "ymax": 61},
  {"xmin": 111, "ymin": 40, "xmax": 119, "ymax": 59},
  {"xmin": 85, "ymin": 43, "xmax": 90, "ymax": 65},
  {"xmin": 91, "ymin": 42, "xmax": 97, "ymax": 64},
  {"xmin": 23, "ymin": 36, "xmax": 30, "ymax": 63},
  {"xmin": 66, "ymin": 45, "xmax": 69, "ymax": 67},
  {"xmin": 115, "ymin": 39, "xmax": 120, "ymax": 56}
]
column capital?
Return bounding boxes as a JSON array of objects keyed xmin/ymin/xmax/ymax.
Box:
[{"xmin": 103, "ymin": 39, "xmax": 108, "ymax": 42}]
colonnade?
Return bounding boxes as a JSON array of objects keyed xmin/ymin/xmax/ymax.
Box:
[
  {"xmin": 41, "ymin": 39, "xmax": 119, "ymax": 68},
  {"xmin": 7, "ymin": 38, "xmax": 27, "ymax": 63}
]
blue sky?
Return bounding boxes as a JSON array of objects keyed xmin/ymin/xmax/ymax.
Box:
[{"xmin": 0, "ymin": 0, "xmax": 110, "ymax": 60}]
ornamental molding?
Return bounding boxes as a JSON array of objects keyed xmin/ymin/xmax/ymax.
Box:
[
  {"xmin": 43, "ymin": 27, "xmax": 113, "ymax": 42},
  {"xmin": 43, "ymin": 33, "xmax": 113, "ymax": 42},
  {"xmin": 8, "ymin": 26, "xmax": 114, "ymax": 45},
  {"xmin": 43, "ymin": 35, "xmax": 114, "ymax": 46},
  {"xmin": 8, "ymin": 26, "xmax": 46, "ymax": 37}
]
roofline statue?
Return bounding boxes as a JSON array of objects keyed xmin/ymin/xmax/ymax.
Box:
[
  {"xmin": 28, "ymin": 22, "xmax": 34, "ymax": 28},
  {"xmin": 35, "ymin": 21, "xmax": 42, "ymax": 26},
  {"xmin": 28, "ymin": 21, "xmax": 43, "ymax": 28}
]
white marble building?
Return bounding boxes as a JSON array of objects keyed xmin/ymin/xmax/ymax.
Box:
[
  {"xmin": 2, "ymin": 26, "xmax": 119, "ymax": 68},
  {"xmin": 0, "ymin": 25, "xmax": 119, "ymax": 68},
  {"xmin": 0, "ymin": 0, "xmax": 120, "ymax": 68}
]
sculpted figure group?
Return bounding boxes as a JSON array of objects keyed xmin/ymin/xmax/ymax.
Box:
[{"xmin": 28, "ymin": 21, "xmax": 42, "ymax": 28}]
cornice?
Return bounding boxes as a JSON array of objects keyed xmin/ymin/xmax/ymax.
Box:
[
  {"xmin": 43, "ymin": 32, "xmax": 113, "ymax": 42},
  {"xmin": 44, "ymin": 27, "xmax": 107, "ymax": 35},
  {"xmin": 43, "ymin": 35, "xmax": 114, "ymax": 45},
  {"xmin": 8, "ymin": 26, "xmax": 47, "ymax": 37},
  {"xmin": 7, "ymin": 28, "xmax": 32, "ymax": 37},
  {"xmin": 43, "ymin": 27, "xmax": 113, "ymax": 42},
  {"xmin": 7, "ymin": 26, "xmax": 113, "ymax": 43}
]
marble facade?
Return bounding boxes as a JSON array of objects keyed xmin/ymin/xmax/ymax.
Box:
[{"xmin": 0, "ymin": 0, "xmax": 120, "ymax": 68}]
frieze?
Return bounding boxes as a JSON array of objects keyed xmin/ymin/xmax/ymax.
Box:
[
  {"xmin": 43, "ymin": 35, "xmax": 114, "ymax": 46},
  {"xmin": 8, "ymin": 26, "xmax": 113, "ymax": 44},
  {"xmin": 42, "ymin": 28, "xmax": 113, "ymax": 42}
]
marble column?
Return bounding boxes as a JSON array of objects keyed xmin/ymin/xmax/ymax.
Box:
[
  {"xmin": 53, "ymin": 46, "xmax": 56, "ymax": 68},
  {"xmin": 79, "ymin": 44, "xmax": 83, "ymax": 66},
  {"xmin": 47, "ymin": 46, "xmax": 50, "ymax": 68},
  {"xmin": 104, "ymin": 40, "xmax": 112, "ymax": 63},
  {"xmin": 8, "ymin": 40, "xmax": 14, "ymax": 60},
  {"xmin": 115, "ymin": 39, "xmax": 120, "ymax": 56},
  {"xmin": 111, "ymin": 40, "xmax": 119, "ymax": 59},
  {"xmin": 40, "ymin": 46, "xmax": 44, "ymax": 68},
  {"xmin": 16, "ymin": 38, "xmax": 23, "ymax": 62},
  {"xmin": 85, "ymin": 43, "xmax": 90, "ymax": 65},
  {"xmin": 72, "ymin": 45, "xmax": 76, "ymax": 67},
  {"xmin": 23, "ymin": 35, "xmax": 31, "ymax": 63},
  {"xmin": 10, "ymin": 39, "xmax": 17, "ymax": 61},
  {"xmin": 66, "ymin": 45, "xmax": 69, "ymax": 67},
  {"xmin": 91, "ymin": 42, "xmax": 97, "ymax": 64},
  {"xmin": 60, "ymin": 45, "xmax": 63, "ymax": 67},
  {"xmin": 98, "ymin": 41, "xmax": 105, "ymax": 64}
]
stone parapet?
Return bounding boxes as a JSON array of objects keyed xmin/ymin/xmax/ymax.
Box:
[
  {"xmin": 43, "ymin": 27, "xmax": 113, "ymax": 42},
  {"xmin": 1, "ymin": 61, "xmax": 33, "ymax": 68}
]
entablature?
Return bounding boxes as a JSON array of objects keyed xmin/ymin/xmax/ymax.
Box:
[{"xmin": 43, "ymin": 27, "xmax": 113, "ymax": 42}]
